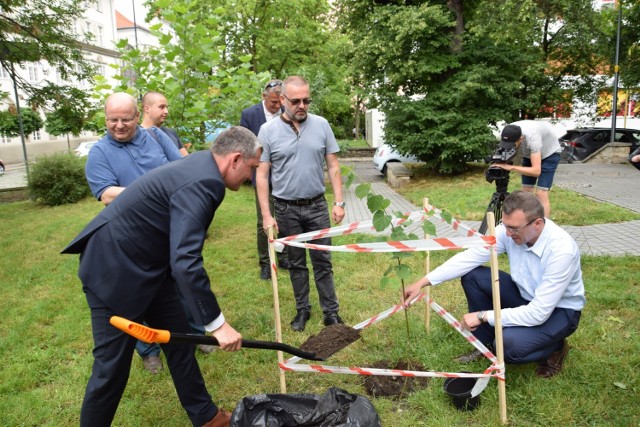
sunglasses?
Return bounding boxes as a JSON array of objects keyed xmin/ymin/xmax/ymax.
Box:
[
  {"xmin": 265, "ymin": 80, "xmax": 283, "ymax": 90},
  {"xmin": 282, "ymin": 94, "xmax": 313, "ymax": 106}
]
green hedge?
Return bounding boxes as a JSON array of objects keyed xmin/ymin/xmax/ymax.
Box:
[{"xmin": 28, "ymin": 153, "xmax": 91, "ymax": 206}]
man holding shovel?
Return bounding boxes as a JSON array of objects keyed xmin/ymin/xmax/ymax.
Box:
[{"xmin": 63, "ymin": 127, "xmax": 260, "ymax": 427}]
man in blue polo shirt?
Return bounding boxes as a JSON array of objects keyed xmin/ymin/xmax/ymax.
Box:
[
  {"xmin": 84, "ymin": 92, "xmax": 182, "ymax": 375},
  {"xmin": 85, "ymin": 92, "xmax": 182, "ymax": 206}
]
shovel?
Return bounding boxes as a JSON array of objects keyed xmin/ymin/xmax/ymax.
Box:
[{"xmin": 109, "ymin": 316, "xmax": 324, "ymax": 361}]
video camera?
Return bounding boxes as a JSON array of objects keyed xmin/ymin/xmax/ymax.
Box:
[{"xmin": 483, "ymin": 141, "xmax": 517, "ymax": 183}]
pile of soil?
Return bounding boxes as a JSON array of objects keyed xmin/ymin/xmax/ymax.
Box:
[
  {"xmin": 363, "ymin": 360, "xmax": 430, "ymax": 398},
  {"xmin": 299, "ymin": 324, "xmax": 362, "ymax": 360}
]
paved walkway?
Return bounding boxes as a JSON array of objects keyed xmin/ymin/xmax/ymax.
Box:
[
  {"xmin": 342, "ymin": 160, "xmax": 640, "ymax": 256},
  {"xmin": 2, "ymin": 161, "xmax": 639, "ymax": 255}
]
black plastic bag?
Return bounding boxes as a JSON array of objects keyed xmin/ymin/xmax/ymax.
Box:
[{"xmin": 230, "ymin": 387, "xmax": 381, "ymax": 427}]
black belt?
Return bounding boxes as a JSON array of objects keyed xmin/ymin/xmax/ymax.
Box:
[{"xmin": 273, "ymin": 194, "xmax": 324, "ymax": 206}]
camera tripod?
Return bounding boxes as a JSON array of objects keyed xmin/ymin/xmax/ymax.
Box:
[{"xmin": 478, "ymin": 174, "xmax": 509, "ymax": 235}]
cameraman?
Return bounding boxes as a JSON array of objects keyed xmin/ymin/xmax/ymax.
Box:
[{"xmin": 490, "ymin": 121, "xmax": 561, "ymax": 218}]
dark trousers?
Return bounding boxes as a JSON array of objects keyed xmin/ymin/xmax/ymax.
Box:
[
  {"xmin": 81, "ymin": 281, "xmax": 217, "ymax": 427},
  {"xmin": 274, "ymin": 196, "xmax": 339, "ymax": 314},
  {"xmin": 255, "ymin": 187, "xmax": 288, "ymax": 268},
  {"xmin": 461, "ymin": 266, "xmax": 581, "ymax": 364},
  {"xmin": 136, "ymin": 294, "xmax": 205, "ymax": 358}
]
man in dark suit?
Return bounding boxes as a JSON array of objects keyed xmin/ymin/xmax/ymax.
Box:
[
  {"xmin": 62, "ymin": 126, "xmax": 261, "ymax": 427},
  {"xmin": 240, "ymin": 79, "xmax": 290, "ymax": 280}
]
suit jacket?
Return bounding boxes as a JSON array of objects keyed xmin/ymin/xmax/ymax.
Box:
[
  {"xmin": 241, "ymin": 102, "xmax": 272, "ymax": 187},
  {"xmin": 62, "ymin": 151, "xmax": 225, "ymax": 326},
  {"xmin": 240, "ymin": 102, "xmax": 267, "ymax": 137}
]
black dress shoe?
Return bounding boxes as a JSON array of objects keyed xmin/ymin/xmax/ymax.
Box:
[
  {"xmin": 323, "ymin": 312, "xmax": 344, "ymax": 326},
  {"xmin": 259, "ymin": 265, "xmax": 270, "ymax": 280},
  {"xmin": 290, "ymin": 309, "xmax": 311, "ymax": 332}
]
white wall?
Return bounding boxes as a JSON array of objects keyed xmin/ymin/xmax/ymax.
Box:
[{"xmin": 365, "ymin": 108, "xmax": 386, "ymax": 148}]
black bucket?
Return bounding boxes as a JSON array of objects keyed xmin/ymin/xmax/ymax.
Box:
[{"xmin": 443, "ymin": 376, "xmax": 480, "ymax": 411}]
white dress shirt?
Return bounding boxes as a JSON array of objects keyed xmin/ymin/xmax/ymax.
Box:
[{"xmin": 426, "ymin": 219, "xmax": 585, "ymax": 327}]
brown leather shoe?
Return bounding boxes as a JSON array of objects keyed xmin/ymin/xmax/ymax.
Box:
[
  {"xmin": 535, "ymin": 341, "xmax": 570, "ymax": 378},
  {"xmin": 202, "ymin": 409, "xmax": 231, "ymax": 427},
  {"xmin": 142, "ymin": 355, "xmax": 163, "ymax": 374},
  {"xmin": 454, "ymin": 348, "xmax": 484, "ymax": 363}
]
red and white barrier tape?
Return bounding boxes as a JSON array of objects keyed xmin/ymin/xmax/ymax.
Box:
[
  {"xmin": 422, "ymin": 203, "xmax": 484, "ymax": 237},
  {"xmin": 271, "ymin": 209, "xmax": 494, "ymax": 253},
  {"xmin": 281, "ymin": 292, "xmax": 505, "ymax": 389}
]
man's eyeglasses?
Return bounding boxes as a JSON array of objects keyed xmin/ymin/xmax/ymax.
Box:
[
  {"xmin": 500, "ymin": 218, "xmax": 539, "ymax": 235},
  {"xmin": 282, "ymin": 94, "xmax": 312, "ymax": 106},
  {"xmin": 106, "ymin": 116, "xmax": 137, "ymax": 125},
  {"xmin": 265, "ymin": 80, "xmax": 283, "ymax": 89}
]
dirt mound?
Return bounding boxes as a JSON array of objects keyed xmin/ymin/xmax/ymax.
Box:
[
  {"xmin": 363, "ymin": 360, "xmax": 430, "ymax": 398},
  {"xmin": 299, "ymin": 324, "xmax": 362, "ymax": 360}
]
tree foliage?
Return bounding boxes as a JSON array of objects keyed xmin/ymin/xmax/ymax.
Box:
[
  {"xmin": 94, "ymin": 0, "xmax": 262, "ymax": 150},
  {"xmin": 337, "ymin": 0, "xmax": 612, "ymax": 173},
  {"xmin": 600, "ymin": 1, "xmax": 640, "ymax": 89},
  {"xmin": 0, "ymin": 0, "xmax": 95, "ymax": 101},
  {"xmin": 44, "ymin": 87, "xmax": 93, "ymax": 137},
  {"xmin": 216, "ymin": 0, "xmax": 354, "ymax": 138},
  {"xmin": 0, "ymin": 106, "xmax": 43, "ymax": 138}
]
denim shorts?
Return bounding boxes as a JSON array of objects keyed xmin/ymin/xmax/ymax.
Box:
[{"xmin": 521, "ymin": 152, "xmax": 560, "ymax": 191}]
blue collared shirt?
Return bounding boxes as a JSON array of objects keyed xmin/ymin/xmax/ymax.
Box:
[
  {"xmin": 85, "ymin": 126, "xmax": 182, "ymax": 201},
  {"xmin": 427, "ymin": 219, "xmax": 585, "ymax": 327}
]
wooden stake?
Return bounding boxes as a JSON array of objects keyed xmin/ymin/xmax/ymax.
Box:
[
  {"xmin": 423, "ymin": 198, "xmax": 431, "ymax": 332},
  {"xmin": 486, "ymin": 212, "xmax": 507, "ymax": 424},
  {"xmin": 268, "ymin": 227, "xmax": 286, "ymax": 393}
]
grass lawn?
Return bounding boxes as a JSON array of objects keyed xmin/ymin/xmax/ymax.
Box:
[{"xmin": 0, "ymin": 178, "xmax": 638, "ymax": 426}]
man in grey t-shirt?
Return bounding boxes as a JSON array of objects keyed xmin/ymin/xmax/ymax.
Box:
[
  {"xmin": 256, "ymin": 76, "xmax": 345, "ymax": 332},
  {"xmin": 491, "ymin": 120, "xmax": 561, "ymax": 218}
]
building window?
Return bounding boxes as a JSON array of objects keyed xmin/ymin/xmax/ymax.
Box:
[
  {"xmin": 94, "ymin": 63, "xmax": 105, "ymax": 77},
  {"xmin": 32, "ymin": 130, "xmax": 41, "ymax": 141},
  {"xmin": 1, "ymin": 135, "xmax": 12, "ymax": 144},
  {"xmin": 96, "ymin": 25, "xmax": 104, "ymax": 45},
  {"xmin": 0, "ymin": 66, "xmax": 9, "ymax": 79},
  {"xmin": 28, "ymin": 64, "xmax": 39, "ymax": 81}
]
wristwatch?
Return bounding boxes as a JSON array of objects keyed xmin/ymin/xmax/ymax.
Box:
[
  {"xmin": 333, "ymin": 201, "xmax": 346, "ymax": 208},
  {"xmin": 477, "ymin": 311, "xmax": 487, "ymax": 323}
]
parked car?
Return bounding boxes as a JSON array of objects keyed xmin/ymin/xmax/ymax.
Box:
[
  {"xmin": 559, "ymin": 128, "xmax": 640, "ymax": 163},
  {"xmin": 0, "ymin": 158, "xmax": 4, "ymax": 175},
  {"xmin": 373, "ymin": 144, "xmax": 419, "ymax": 175},
  {"xmin": 74, "ymin": 141, "xmax": 97, "ymax": 157}
]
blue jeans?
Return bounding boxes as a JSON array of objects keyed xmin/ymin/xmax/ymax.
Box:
[
  {"xmin": 461, "ymin": 266, "xmax": 581, "ymax": 364},
  {"xmin": 522, "ymin": 152, "xmax": 560, "ymax": 191},
  {"xmin": 274, "ymin": 196, "xmax": 339, "ymax": 314},
  {"xmin": 136, "ymin": 291, "xmax": 206, "ymax": 358}
]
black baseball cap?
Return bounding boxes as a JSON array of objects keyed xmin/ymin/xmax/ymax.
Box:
[{"xmin": 500, "ymin": 124, "xmax": 522, "ymax": 149}]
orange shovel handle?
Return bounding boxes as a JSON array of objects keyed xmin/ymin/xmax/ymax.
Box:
[{"xmin": 110, "ymin": 316, "xmax": 171, "ymax": 344}]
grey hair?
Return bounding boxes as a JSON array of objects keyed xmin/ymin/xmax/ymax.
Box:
[
  {"xmin": 210, "ymin": 126, "xmax": 262, "ymax": 158},
  {"xmin": 263, "ymin": 79, "xmax": 283, "ymax": 96},
  {"xmin": 104, "ymin": 92, "xmax": 138, "ymax": 115},
  {"xmin": 502, "ymin": 190, "xmax": 545, "ymax": 221}
]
